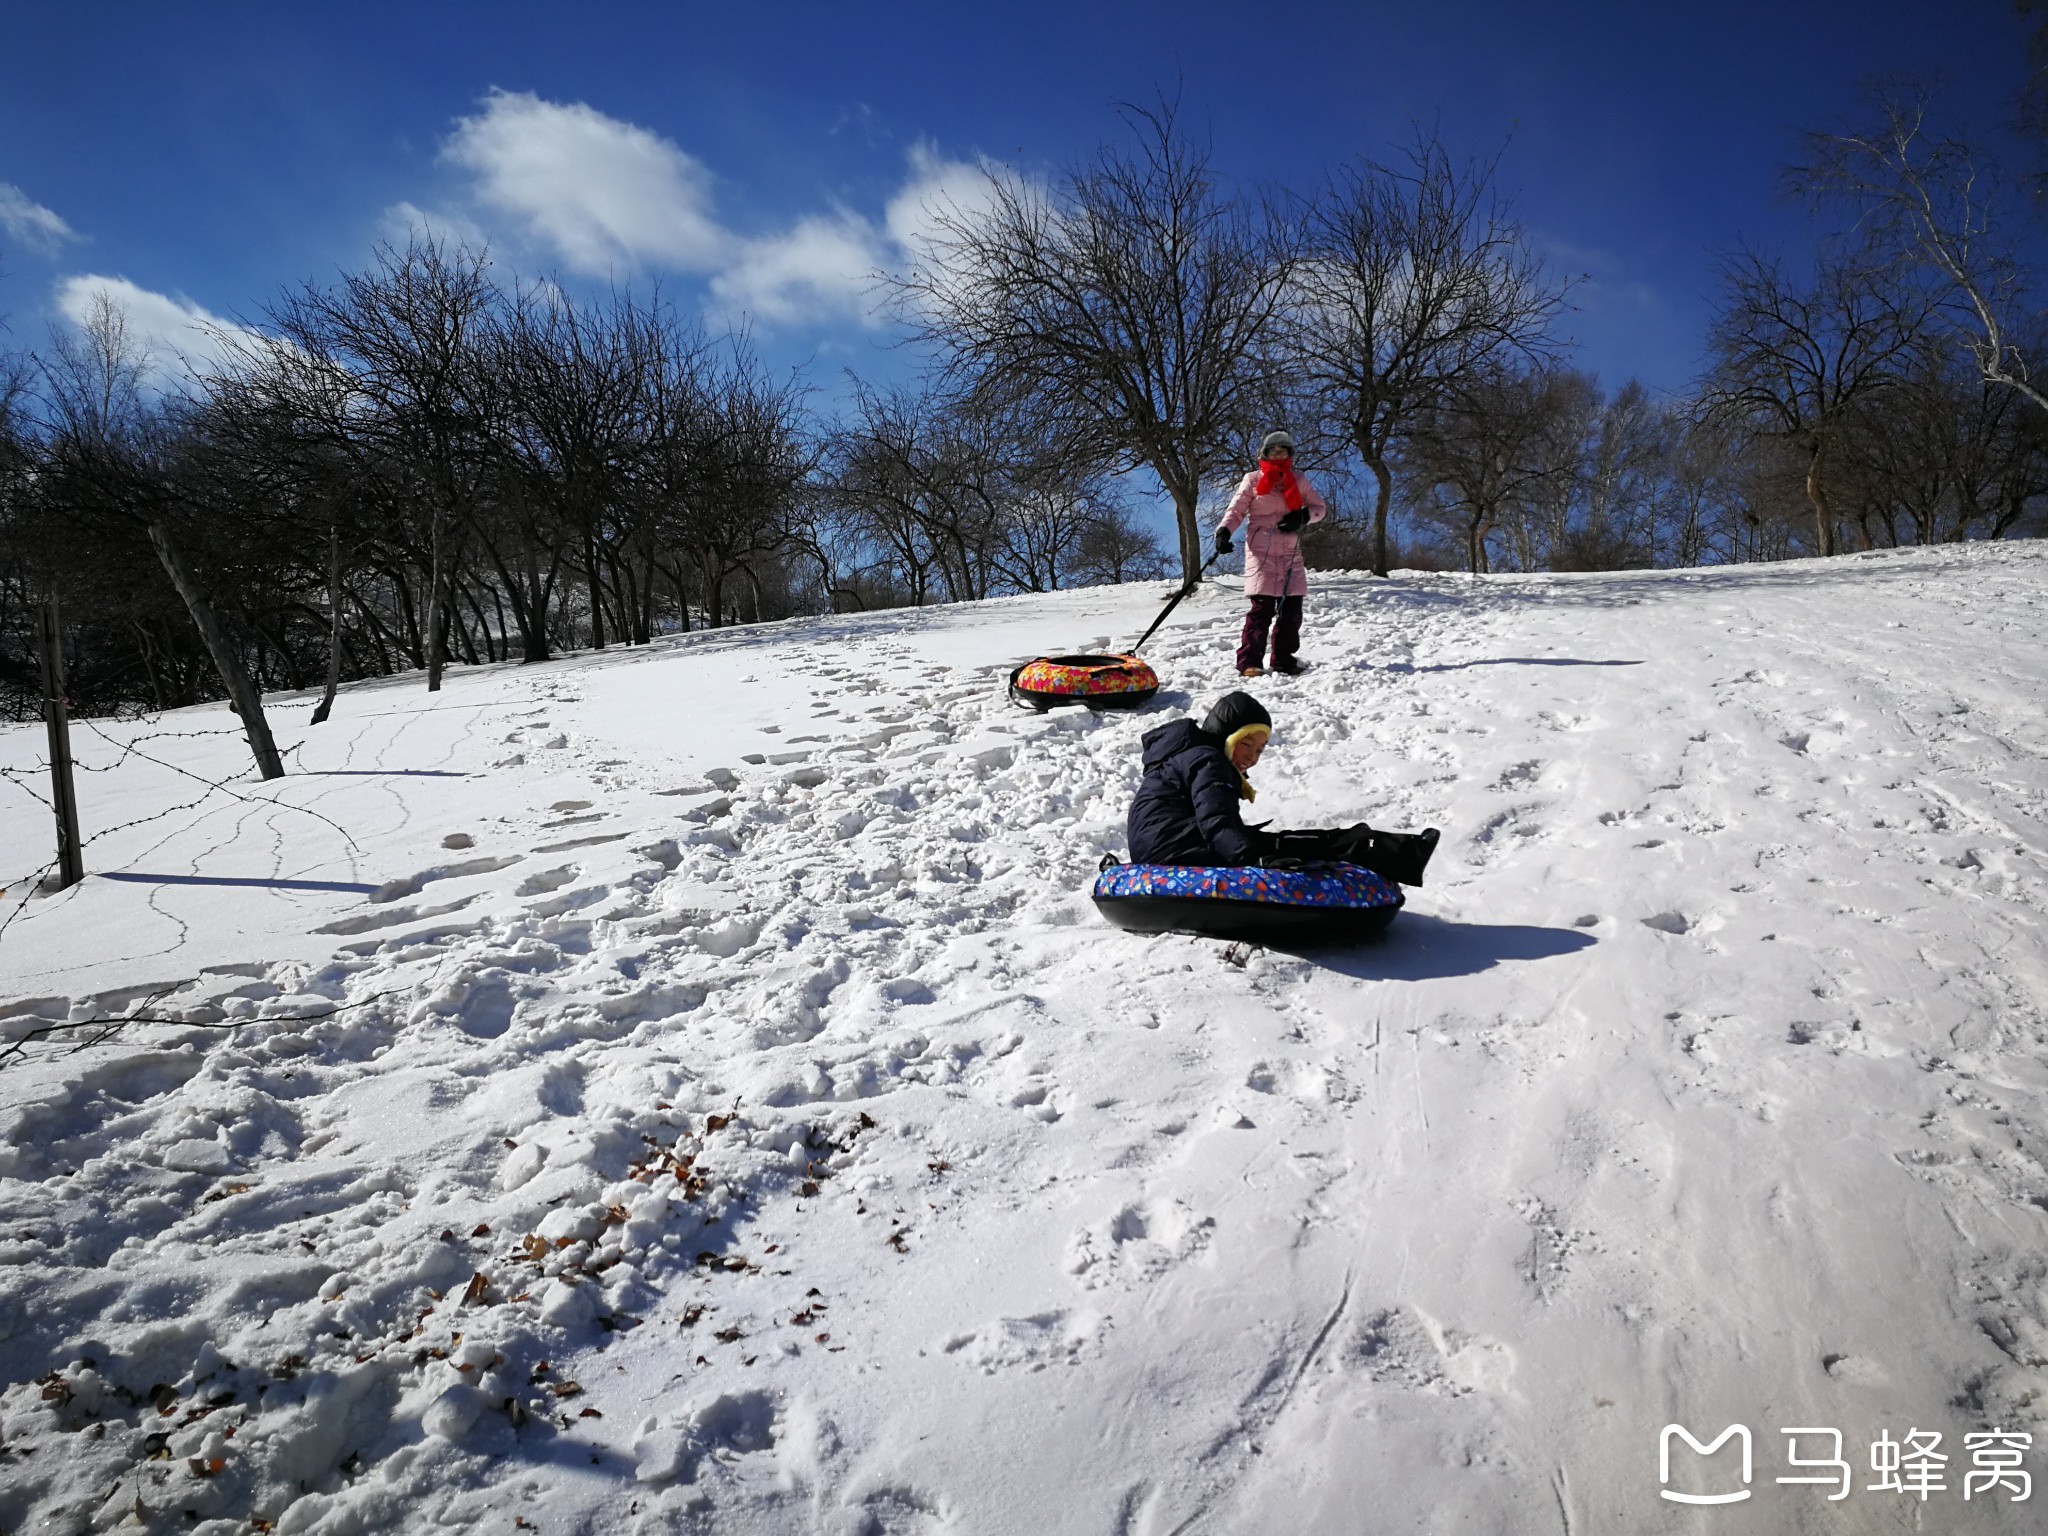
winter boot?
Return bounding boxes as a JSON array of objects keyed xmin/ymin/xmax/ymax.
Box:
[
  {"xmin": 1325, "ymin": 823, "xmax": 1441, "ymax": 886},
  {"xmin": 1364, "ymin": 826, "xmax": 1440, "ymax": 886}
]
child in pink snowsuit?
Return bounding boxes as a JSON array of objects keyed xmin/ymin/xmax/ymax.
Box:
[{"xmin": 1216, "ymin": 430, "xmax": 1327, "ymax": 676}]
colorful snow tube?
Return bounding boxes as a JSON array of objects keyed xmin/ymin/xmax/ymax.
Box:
[
  {"xmin": 1093, "ymin": 860, "xmax": 1404, "ymax": 944},
  {"xmin": 1009, "ymin": 653, "xmax": 1159, "ymax": 712}
]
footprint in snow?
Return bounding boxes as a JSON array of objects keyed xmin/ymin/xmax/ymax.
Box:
[
  {"xmin": 370, "ymin": 854, "xmax": 522, "ymax": 904},
  {"xmin": 1346, "ymin": 1304, "xmax": 1514, "ymax": 1396},
  {"xmin": 939, "ymin": 1308, "xmax": 1104, "ymax": 1375},
  {"xmin": 1063, "ymin": 1198, "xmax": 1214, "ymax": 1289},
  {"xmin": 631, "ymin": 1389, "xmax": 779, "ymax": 1485},
  {"xmin": 515, "ymin": 865, "xmax": 578, "ymax": 897},
  {"xmin": 317, "ymin": 895, "xmax": 476, "ymax": 935}
]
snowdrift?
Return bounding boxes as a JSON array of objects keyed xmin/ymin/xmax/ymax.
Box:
[{"xmin": 1, "ymin": 545, "xmax": 2045, "ymax": 1533}]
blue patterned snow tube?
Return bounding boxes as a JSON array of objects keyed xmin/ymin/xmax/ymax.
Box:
[{"xmin": 1092, "ymin": 860, "xmax": 1404, "ymax": 944}]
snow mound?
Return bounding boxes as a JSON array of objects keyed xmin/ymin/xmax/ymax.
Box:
[{"xmin": 2, "ymin": 545, "xmax": 2046, "ymax": 1531}]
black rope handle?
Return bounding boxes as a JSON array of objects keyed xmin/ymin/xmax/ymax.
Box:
[{"xmin": 1129, "ymin": 546, "xmax": 1225, "ymax": 655}]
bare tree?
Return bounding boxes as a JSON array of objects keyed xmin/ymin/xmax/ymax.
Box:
[
  {"xmin": 826, "ymin": 381, "xmax": 1010, "ymax": 603},
  {"xmin": 493, "ymin": 284, "xmax": 666, "ymax": 654},
  {"xmin": 1658, "ymin": 414, "xmax": 1754, "ymax": 567},
  {"xmin": 1551, "ymin": 377, "xmax": 1668, "ymax": 570},
  {"xmin": 1791, "ymin": 86, "xmax": 2047, "ymax": 417},
  {"xmin": 1071, "ymin": 501, "xmax": 1166, "ymax": 586},
  {"xmin": 1701, "ymin": 248, "xmax": 1931, "ymax": 557},
  {"xmin": 1837, "ymin": 345, "xmax": 2048, "ymax": 543},
  {"xmin": 646, "ymin": 341, "xmax": 810, "ymax": 629},
  {"xmin": 897, "ymin": 101, "xmax": 1293, "ymax": 587},
  {"xmin": 34, "ymin": 296, "xmax": 286, "ymax": 775},
  {"xmin": 1410, "ymin": 366, "xmax": 1569, "ymax": 574},
  {"xmin": 258, "ymin": 235, "xmax": 500, "ymax": 691},
  {"xmin": 1290, "ymin": 134, "xmax": 1566, "ymax": 576},
  {"xmin": 2025, "ymin": 0, "xmax": 2048, "ymax": 192}
]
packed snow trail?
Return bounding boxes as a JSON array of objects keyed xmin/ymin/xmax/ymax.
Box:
[{"xmin": 0, "ymin": 545, "xmax": 2044, "ymax": 1533}]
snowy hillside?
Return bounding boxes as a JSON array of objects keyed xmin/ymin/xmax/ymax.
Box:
[{"xmin": 1, "ymin": 544, "xmax": 2045, "ymax": 1534}]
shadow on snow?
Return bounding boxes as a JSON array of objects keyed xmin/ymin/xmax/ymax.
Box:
[
  {"xmin": 1279, "ymin": 912, "xmax": 1596, "ymax": 980},
  {"xmin": 98, "ymin": 872, "xmax": 380, "ymax": 896}
]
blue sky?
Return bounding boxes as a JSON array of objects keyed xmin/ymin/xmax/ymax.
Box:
[{"xmin": 0, "ymin": 1, "xmax": 2036, "ymax": 405}]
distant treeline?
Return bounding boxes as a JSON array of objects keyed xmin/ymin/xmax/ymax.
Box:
[{"xmin": 1, "ymin": 79, "xmax": 2043, "ymax": 737}]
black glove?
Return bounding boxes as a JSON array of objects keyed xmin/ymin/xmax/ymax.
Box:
[
  {"xmin": 1277, "ymin": 507, "xmax": 1309, "ymax": 534},
  {"xmin": 1214, "ymin": 526, "xmax": 1233, "ymax": 555}
]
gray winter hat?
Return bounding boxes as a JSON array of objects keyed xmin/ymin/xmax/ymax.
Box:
[{"xmin": 1260, "ymin": 430, "xmax": 1296, "ymax": 456}]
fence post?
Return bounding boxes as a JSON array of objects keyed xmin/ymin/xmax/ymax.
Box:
[{"xmin": 35, "ymin": 594, "xmax": 85, "ymax": 889}]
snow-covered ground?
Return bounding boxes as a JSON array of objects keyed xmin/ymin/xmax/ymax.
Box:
[{"xmin": 1, "ymin": 544, "xmax": 2045, "ymax": 1534}]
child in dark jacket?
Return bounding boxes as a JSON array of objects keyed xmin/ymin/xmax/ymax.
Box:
[
  {"xmin": 1128, "ymin": 692, "xmax": 1277, "ymax": 866},
  {"xmin": 1126, "ymin": 691, "xmax": 1441, "ymax": 883}
]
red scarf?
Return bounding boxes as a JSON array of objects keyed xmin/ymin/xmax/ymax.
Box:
[{"xmin": 1255, "ymin": 458, "xmax": 1305, "ymax": 512}]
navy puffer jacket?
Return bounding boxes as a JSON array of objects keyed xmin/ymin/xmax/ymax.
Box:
[{"xmin": 1127, "ymin": 719, "xmax": 1270, "ymax": 866}]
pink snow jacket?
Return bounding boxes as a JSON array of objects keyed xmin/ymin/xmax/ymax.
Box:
[{"xmin": 1218, "ymin": 470, "xmax": 1328, "ymax": 597}]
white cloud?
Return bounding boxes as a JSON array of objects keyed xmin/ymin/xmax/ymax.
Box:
[
  {"xmin": 710, "ymin": 144, "xmax": 990, "ymax": 328},
  {"xmin": 54, "ymin": 274, "xmax": 262, "ymax": 385},
  {"xmin": 378, "ymin": 198, "xmax": 494, "ymax": 254},
  {"xmin": 434, "ymin": 93, "xmax": 988, "ymax": 330},
  {"xmin": 711, "ymin": 211, "xmax": 888, "ymax": 327},
  {"xmin": 0, "ymin": 184, "xmax": 79, "ymax": 254},
  {"xmin": 442, "ymin": 90, "xmax": 731, "ymax": 275},
  {"xmin": 882, "ymin": 142, "xmax": 998, "ymax": 254},
  {"xmin": 880, "ymin": 143, "xmax": 1022, "ymax": 323}
]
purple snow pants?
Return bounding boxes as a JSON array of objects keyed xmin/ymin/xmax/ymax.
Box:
[{"xmin": 1236, "ymin": 594, "xmax": 1304, "ymax": 672}]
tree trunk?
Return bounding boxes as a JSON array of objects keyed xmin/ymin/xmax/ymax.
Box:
[
  {"xmin": 149, "ymin": 523, "xmax": 285, "ymax": 779},
  {"xmin": 423, "ymin": 498, "xmax": 451, "ymax": 692},
  {"xmin": 637, "ymin": 552, "xmax": 658, "ymax": 643},
  {"xmin": 1365, "ymin": 452, "xmax": 1394, "ymax": 579},
  {"xmin": 450, "ymin": 589, "xmax": 480, "ymax": 665},
  {"xmin": 352, "ymin": 589, "xmax": 399, "ymax": 675},
  {"xmin": 1170, "ymin": 486, "xmax": 1202, "ymax": 590},
  {"xmin": 132, "ymin": 620, "xmax": 168, "ymax": 712},
  {"xmin": 659, "ymin": 559, "xmax": 693, "ymax": 632},
  {"xmin": 489, "ymin": 583, "xmax": 510, "ymax": 662},
  {"xmin": 312, "ymin": 527, "xmax": 343, "ymax": 725},
  {"xmin": 584, "ymin": 530, "xmax": 607, "ymax": 650},
  {"xmin": 432, "ymin": 595, "xmax": 454, "ymax": 683},
  {"xmin": 389, "ymin": 567, "xmax": 425, "ymax": 667},
  {"xmin": 1805, "ymin": 445, "xmax": 1837, "ymax": 558},
  {"xmin": 525, "ymin": 548, "xmax": 556, "ymax": 663}
]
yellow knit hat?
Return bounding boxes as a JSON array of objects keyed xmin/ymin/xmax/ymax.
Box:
[{"xmin": 1223, "ymin": 723, "xmax": 1270, "ymax": 800}]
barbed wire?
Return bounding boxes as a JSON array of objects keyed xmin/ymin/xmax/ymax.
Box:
[
  {"xmin": 0, "ymin": 981, "xmax": 420, "ymax": 1071},
  {"xmin": 70, "ymin": 721, "xmax": 277, "ymax": 774},
  {"xmin": 74, "ymin": 774, "xmax": 261, "ymax": 849},
  {"xmin": 0, "ymin": 720, "xmax": 362, "ymax": 967},
  {"xmin": 0, "ymin": 858, "xmax": 60, "ymax": 944},
  {"xmin": 75, "ymin": 720, "xmax": 358, "ymax": 853},
  {"xmin": 0, "ymin": 764, "xmax": 52, "ymax": 808}
]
